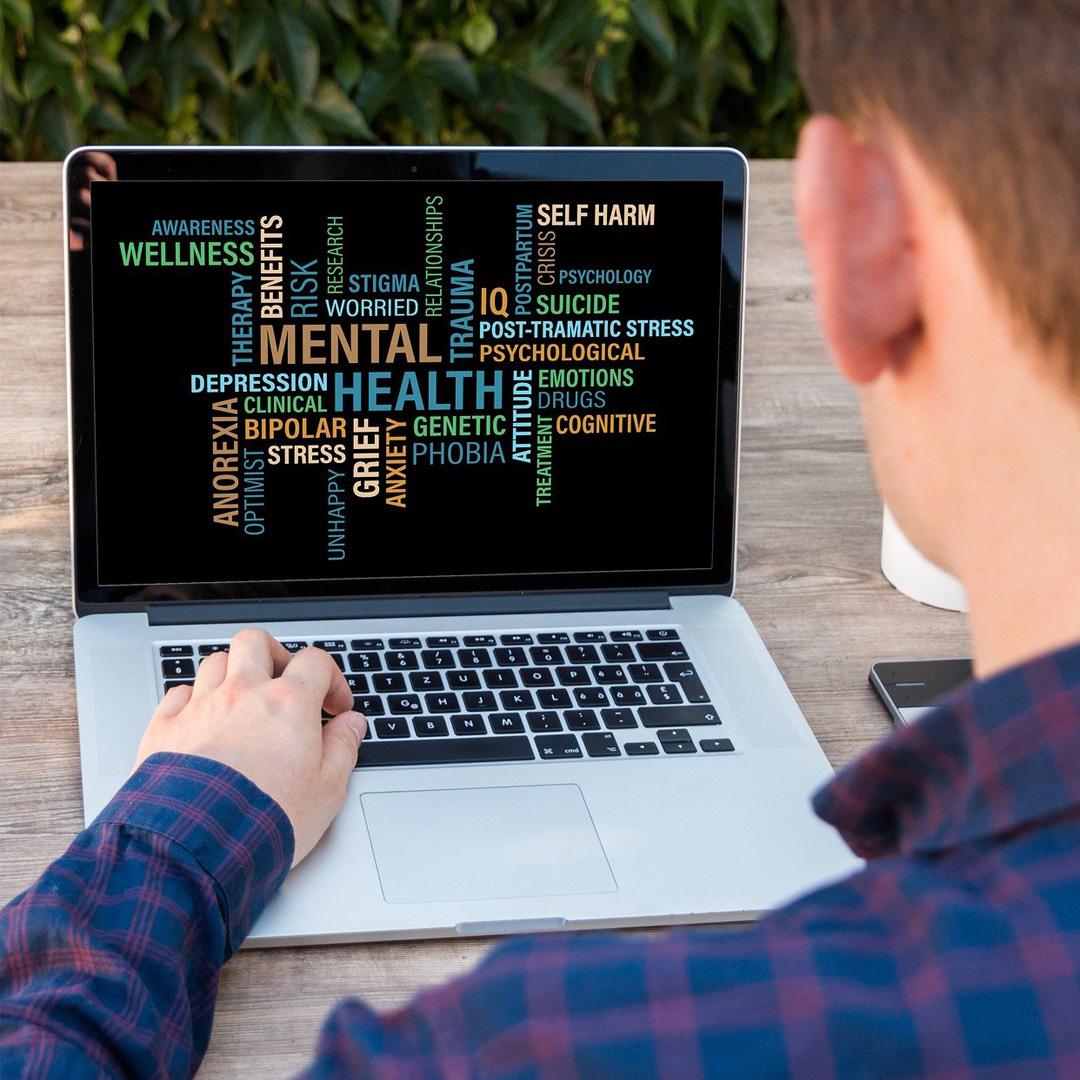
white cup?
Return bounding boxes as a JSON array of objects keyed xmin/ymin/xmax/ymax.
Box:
[{"xmin": 880, "ymin": 505, "xmax": 968, "ymax": 612}]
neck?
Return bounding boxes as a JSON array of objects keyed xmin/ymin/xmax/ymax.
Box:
[{"xmin": 949, "ymin": 357, "xmax": 1080, "ymax": 678}]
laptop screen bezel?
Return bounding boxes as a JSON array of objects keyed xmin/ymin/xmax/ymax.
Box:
[{"xmin": 65, "ymin": 146, "xmax": 746, "ymax": 614}]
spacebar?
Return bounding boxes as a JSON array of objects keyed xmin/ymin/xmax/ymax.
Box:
[{"xmin": 357, "ymin": 736, "xmax": 535, "ymax": 767}]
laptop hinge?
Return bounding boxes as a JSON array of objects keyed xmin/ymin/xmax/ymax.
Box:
[{"xmin": 146, "ymin": 590, "xmax": 672, "ymax": 627}]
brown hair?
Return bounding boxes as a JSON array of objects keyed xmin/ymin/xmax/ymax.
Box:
[{"xmin": 784, "ymin": 0, "xmax": 1080, "ymax": 371}]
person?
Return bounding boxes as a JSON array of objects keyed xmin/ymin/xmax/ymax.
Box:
[{"xmin": 3, "ymin": 0, "xmax": 1080, "ymax": 1074}]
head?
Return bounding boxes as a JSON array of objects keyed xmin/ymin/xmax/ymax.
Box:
[{"xmin": 786, "ymin": 0, "xmax": 1080, "ymax": 574}]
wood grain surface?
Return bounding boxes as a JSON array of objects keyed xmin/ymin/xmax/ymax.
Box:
[{"xmin": 0, "ymin": 159, "xmax": 970, "ymax": 1077}]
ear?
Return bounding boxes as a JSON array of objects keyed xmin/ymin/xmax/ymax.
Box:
[{"xmin": 794, "ymin": 115, "xmax": 920, "ymax": 385}]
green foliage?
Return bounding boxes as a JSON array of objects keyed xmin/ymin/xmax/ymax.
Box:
[{"xmin": 0, "ymin": 0, "xmax": 805, "ymax": 160}]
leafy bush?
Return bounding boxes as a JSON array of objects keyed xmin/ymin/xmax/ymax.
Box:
[{"xmin": 0, "ymin": 0, "xmax": 804, "ymax": 160}]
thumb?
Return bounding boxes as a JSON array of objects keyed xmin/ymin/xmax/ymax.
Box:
[{"xmin": 321, "ymin": 710, "xmax": 366, "ymax": 786}]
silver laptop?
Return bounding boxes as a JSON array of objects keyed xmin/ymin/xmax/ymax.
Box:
[{"xmin": 64, "ymin": 146, "xmax": 858, "ymax": 946}]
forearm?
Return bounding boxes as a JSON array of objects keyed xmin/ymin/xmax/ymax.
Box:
[{"xmin": 0, "ymin": 753, "xmax": 293, "ymax": 1079}]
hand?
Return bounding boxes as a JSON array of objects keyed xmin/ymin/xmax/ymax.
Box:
[{"xmin": 134, "ymin": 628, "xmax": 367, "ymax": 865}]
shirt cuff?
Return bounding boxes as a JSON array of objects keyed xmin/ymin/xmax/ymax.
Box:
[{"xmin": 91, "ymin": 752, "xmax": 295, "ymax": 954}]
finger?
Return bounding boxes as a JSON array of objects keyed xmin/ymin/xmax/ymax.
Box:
[
  {"xmin": 153, "ymin": 683, "xmax": 192, "ymax": 719},
  {"xmin": 226, "ymin": 628, "xmax": 290, "ymax": 681},
  {"xmin": 320, "ymin": 711, "xmax": 365, "ymax": 789},
  {"xmin": 281, "ymin": 647, "xmax": 353, "ymax": 717},
  {"xmin": 191, "ymin": 650, "xmax": 228, "ymax": 698}
]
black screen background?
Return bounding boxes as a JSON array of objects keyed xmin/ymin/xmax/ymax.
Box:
[{"xmin": 90, "ymin": 179, "xmax": 724, "ymax": 588}]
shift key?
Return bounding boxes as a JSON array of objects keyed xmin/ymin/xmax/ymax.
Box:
[{"xmin": 639, "ymin": 705, "xmax": 721, "ymax": 727}]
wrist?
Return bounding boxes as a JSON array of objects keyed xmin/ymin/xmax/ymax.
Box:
[{"xmin": 95, "ymin": 752, "xmax": 295, "ymax": 954}]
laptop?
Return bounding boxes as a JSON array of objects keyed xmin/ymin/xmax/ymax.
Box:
[{"xmin": 64, "ymin": 146, "xmax": 859, "ymax": 946}]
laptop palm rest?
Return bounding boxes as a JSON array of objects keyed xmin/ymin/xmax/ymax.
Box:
[{"xmin": 361, "ymin": 785, "xmax": 617, "ymax": 904}]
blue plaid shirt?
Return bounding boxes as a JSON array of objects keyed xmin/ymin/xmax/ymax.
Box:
[{"xmin": 5, "ymin": 643, "xmax": 1080, "ymax": 1078}]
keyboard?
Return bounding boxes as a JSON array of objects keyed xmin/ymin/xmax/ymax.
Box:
[{"xmin": 157, "ymin": 628, "xmax": 735, "ymax": 768}]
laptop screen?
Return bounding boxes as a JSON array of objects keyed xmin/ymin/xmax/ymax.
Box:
[{"xmin": 69, "ymin": 150, "xmax": 743, "ymax": 606}]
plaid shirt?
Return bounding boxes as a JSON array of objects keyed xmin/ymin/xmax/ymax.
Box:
[{"xmin": 4, "ymin": 644, "xmax": 1080, "ymax": 1078}]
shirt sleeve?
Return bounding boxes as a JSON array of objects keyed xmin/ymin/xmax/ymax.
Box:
[
  {"xmin": 296, "ymin": 888, "xmax": 896, "ymax": 1080},
  {"xmin": 0, "ymin": 752, "xmax": 293, "ymax": 1079}
]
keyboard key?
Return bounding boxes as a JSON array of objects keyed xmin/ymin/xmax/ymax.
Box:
[
  {"xmin": 647, "ymin": 683, "xmax": 683, "ymax": 706},
  {"xmin": 451, "ymin": 714, "xmax": 487, "ymax": 735},
  {"xmin": 538, "ymin": 688, "xmax": 572, "ymax": 709},
  {"xmin": 414, "ymin": 716, "xmax": 449, "ymax": 737},
  {"xmin": 163, "ymin": 680, "xmax": 194, "ymax": 691},
  {"xmin": 162, "ymin": 658, "xmax": 195, "ymax": 679},
  {"xmin": 458, "ymin": 648, "xmax": 491, "ymax": 668},
  {"xmin": 357, "ymin": 736, "xmax": 534, "ymax": 767},
  {"xmin": 447, "ymin": 670, "xmax": 481, "ymax": 689},
  {"xmin": 574, "ymin": 687, "xmax": 609, "ymax": 707},
  {"xmin": 490, "ymin": 712, "xmax": 525, "ymax": 734},
  {"xmin": 529, "ymin": 645, "xmax": 563, "ymax": 665},
  {"xmin": 420, "ymin": 649, "xmax": 454, "ymax": 668},
  {"xmin": 537, "ymin": 632, "xmax": 571, "ymax": 644},
  {"xmin": 646, "ymin": 629, "xmax": 680, "ymax": 640},
  {"xmin": 664, "ymin": 662, "xmax": 710, "ymax": 703},
  {"xmin": 662, "ymin": 740, "xmax": 696, "ymax": 754},
  {"xmin": 592, "ymin": 665, "xmax": 628, "ymax": 685},
  {"xmin": 628, "ymin": 663, "xmax": 663, "ymax": 683},
  {"xmin": 526, "ymin": 711, "xmax": 562, "ymax": 733},
  {"xmin": 583, "ymin": 732, "xmax": 621, "ymax": 758},
  {"xmin": 463, "ymin": 635, "xmax": 496, "ymax": 646},
  {"xmin": 520, "ymin": 666, "xmax": 555, "ymax": 687},
  {"xmin": 374, "ymin": 719, "xmax": 410, "ymax": 739},
  {"xmin": 355, "ymin": 696, "xmax": 385, "ymax": 716},
  {"xmin": 388, "ymin": 695, "xmax": 422, "ymax": 714},
  {"xmin": 554, "ymin": 665, "xmax": 589, "ymax": 685},
  {"xmin": 386, "ymin": 650, "xmax": 419, "ymax": 670},
  {"xmin": 198, "ymin": 643, "xmax": 229, "ymax": 655},
  {"xmin": 701, "ymin": 738, "xmax": 735, "ymax": 752},
  {"xmin": 349, "ymin": 652, "xmax": 382, "ymax": 672},
  {"xmin": 625, "ymin": 741, "xmax": 660, "ymax": 756},
  {"xmin": 638, "ymin": 642, "xmax": 689, "ymax": 661},
  {"xmin": 483, "ymin": 669, "xmax": 518, "ymax": 689},
  {"xmin": 610, "ymin": 686, "xmax": 645, "ymax": 706},
  {"xmin": 314, "ymin": 639, "xmax": 347, "ymax": 652},
  {"xmin": 373, "ymin": 673, "xmax": 406, "ymax": 693},
  {"xmin": 159, "ymin": 644, "xmax": 193, "ymax": 657},
  {"xmin": 327, "ymin": 653, "xmax": 345, "ymax": 671},
  {"xmin": 410, "ymin": 671, "xmax": 444, "ymax": 691},
  {"xmin": 566, "ymin": 645, "xmax": 599, "ymax": 664},
  {"xmin": 351, "ymin": 638, "xmax": 384, "ymax": 650},
  {"xmin": 601, "ymin": 708, "xmax": 637, "ymax": 729},
  {"xmin": 494, "ymin": 647, "xmax": 527, "ymax": 666},
  {"xmin": 565, "ymin": 709, "xmax": 600, "ymax": 731},
  {"xmin": 282, "ymin": 641, "xmax": 308, "ymax": 653},
  {"xmin": 535, "ymin": 734, "xmax": 583, "ymax": 760},
  {"xmin": 639, "ymin": 705, "xmax": 722, "ymax": 727},
  {"xmin": 345, "ymin": 674, "xmax": 369, "ymax": 695},
  {"xmin": 426, "ymin": 636, "xmax": 459, "ymax": 648},
  {"xmin": 574, "ymin": 631, "xmax": 607, "ymax": 643},
  {"xmin": 425, "ymin": 692, "xmax": 460, "ymax": 713},
  {"xmin": 501, "ymin": 633, "xmax": 534, "ymax": 645},
  {"xmin": 463, "ymin": 690, "xmax": 497, "ymax": 712},
  {"xmin": 601, "ymin": 643, "xmax": 634, "ymax": 662},
  {"xmin": 656, "ymin": 728, "xmax": 692, "ymax": 743},
  {"xmin": 389, "ymin": 637, "xmax": 422, "ymax": 649},
  {"xmin": 611, "ymin": 630, "xmax": 643, "ymax": 641},
  {"xmin": 500, "ymin": 689, "xmax": 535, "ymax": 711}
]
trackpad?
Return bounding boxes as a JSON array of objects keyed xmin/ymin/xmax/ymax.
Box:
[{"xmin": 362, "ymin": 784, "xmax": 617, "ymax": 904}]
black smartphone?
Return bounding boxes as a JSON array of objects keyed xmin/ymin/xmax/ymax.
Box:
[{"xmin": 869, "ymin": 658, "xmax": 973, "ymax": 726}]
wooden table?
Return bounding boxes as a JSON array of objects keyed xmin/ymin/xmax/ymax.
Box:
[{"xmin": 0, "ymin": 160, "xmax": 970, "ymax": 1077}]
